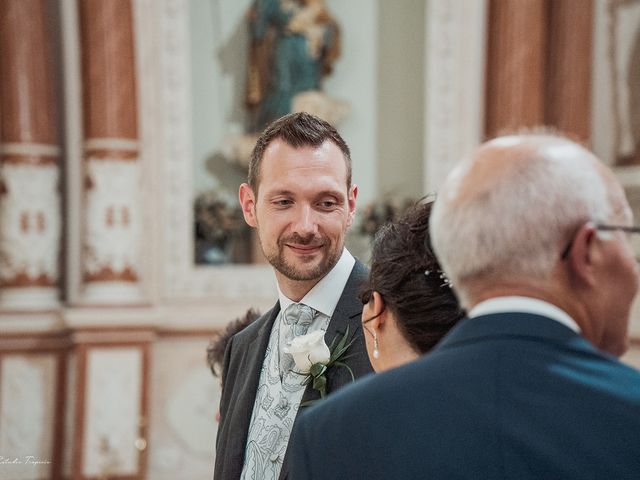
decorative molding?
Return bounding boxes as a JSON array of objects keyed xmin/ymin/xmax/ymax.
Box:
[
  {"xmin": 157, "ymin": 0, "xmax": 196, "ymax": 298},
  {"xmin": 0, "ymin": 163, "xmax": 60, "ymax": 283},
  {"xmin": 133, "ymin": 0, "xmax": 163, "ymax": 306},
  {"xmin": 0, "ymin": 325, "xmax": 69, "ymax": 351},
  {"xmin": 0, "ymin": 143, "xmax": 60, "ymax": 157},
  {"xmin": 83, "ymin": 348, "xmax": 142, "ymax": 477},
  {"xmin": 69, "ymin": 329, "xmax": 157, "ymax": 345},
  {"xmin": 60, "ymin": 0, "xmax": 85, "ymax": 306},
  {"xmin": 83, "ymin": 159, "xmax": 141, "ymax": 296},
  {"xmin": 0, "ymin": 162, "xmax": 61, "ymax": 308},
  {"xmin": 152, "ymin": 0, "xmax": 276, "ymax": 302},
  {"xmin": 423, "ymin": 0, "xmax": 487, "ymax": 193},
  {"xmin": 0, "ymin": 287, "xmax": 59, "ymax": 312},
  {"xmin": 85, "ymin": 138, "xmax": 139, "ymax": 152},
  {"xmin": 63, "ymin": 353, "xmax": 76, "ymax": 478}
]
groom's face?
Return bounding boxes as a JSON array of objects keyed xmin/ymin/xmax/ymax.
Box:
[{"xmin": 240, "ymin": 138, "xmax": 356, "ymax": 283}]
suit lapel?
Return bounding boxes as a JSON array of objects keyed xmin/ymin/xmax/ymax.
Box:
[
  {"xmin": 232, "ymin": 303, "xmax": 280, "ymax": 459},
  {"xmin": 300, "ymin": 259, "xmax": 367, "ymax": 404},
  {"xmin": 241, "ymin": 302, "xmax": 280, "ymax": 394}
]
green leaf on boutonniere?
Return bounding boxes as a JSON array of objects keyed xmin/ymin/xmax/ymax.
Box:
[
  {"xmin": 310, "ymin": 363, "xmax": 327, "ymax": 377},
  {"xmin": 294, "ymin": 325, "xmax": 359, "ymax": 403},
  {"xmin": 330, "ymin": 326, "xmax": 357, "ymax": 363},
  {"xmin": 333, "ymin": 361, "xmax": 355, "ymax": 382},
  {"xmin": 312, "ymin": 374, "xmax": 327, "ymax": 396}
]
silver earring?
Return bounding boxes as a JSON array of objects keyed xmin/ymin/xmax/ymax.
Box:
[{"xmin": 373, "ymin": 332, "xmax": 380, "ymax": 359}]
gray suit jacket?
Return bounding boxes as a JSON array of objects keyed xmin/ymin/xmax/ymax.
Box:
[{"xmin": 214, "ymin": 259, "xmax": 372, "ymax": 480}]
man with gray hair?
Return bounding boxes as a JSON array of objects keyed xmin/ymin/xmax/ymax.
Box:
[{"xmin": 289, "ymin": 134, "xmax": 640, "ymax": 479}]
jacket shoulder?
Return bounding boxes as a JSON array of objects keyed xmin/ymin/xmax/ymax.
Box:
[{"xmin": 231, "ymin": 304, "xmax": 279, "ymax": 344}]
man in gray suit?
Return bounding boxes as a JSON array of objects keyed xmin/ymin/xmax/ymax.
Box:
[{"xmin": 214, "ymin": 112, "xmax": 373, "ymax": 480}]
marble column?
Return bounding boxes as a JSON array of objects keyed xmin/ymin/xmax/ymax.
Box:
[
  {"xmin": 485, "ymin": 0, "xmax": 547, "ymax": 137},
  {"xmin": 484, "ymin": 0, "xmax": 594, "ymax": 140},
  {"xmin": 0, "ymin": 0, "xmax": 61, "ymax": 310},
  {"xmin": 546, "ymin": 0, "xmax": 593, "ymax": 142},
  {"xmin": 78, "ymin": 0, "xmax": 142, "ymax": 303}
]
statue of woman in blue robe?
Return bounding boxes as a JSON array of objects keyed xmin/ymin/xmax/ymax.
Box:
[{"xmin": 245, "ymin": 0, "xmax": 341, "ymax": 132}]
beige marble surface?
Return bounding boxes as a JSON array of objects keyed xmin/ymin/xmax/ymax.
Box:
[{"xmin": 147, "ymin": 336, "xmax": 220, "ymax": 480}]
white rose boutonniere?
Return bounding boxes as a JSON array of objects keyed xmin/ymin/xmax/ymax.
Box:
[
  {"xmin": 286, "ymin": 330, "xmax": 331, "ymax": 374},
  {"xmin": 284, "ymin": 327, "xmax": 356, "ymax": 400}
]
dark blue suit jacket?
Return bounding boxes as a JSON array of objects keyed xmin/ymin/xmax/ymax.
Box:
[{"xmin": 290, "ymin": 312, "xmax": 640, "ymax": 479}]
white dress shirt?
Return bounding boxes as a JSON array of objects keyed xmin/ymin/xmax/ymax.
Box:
[{"xmin": 277, "ymin": 247, "xmax": 355, "ymax": 334}]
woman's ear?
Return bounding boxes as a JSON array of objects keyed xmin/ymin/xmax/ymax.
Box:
[{"xmin": 368, "ymin": 291, "xmax": 387, "ymax": 331}]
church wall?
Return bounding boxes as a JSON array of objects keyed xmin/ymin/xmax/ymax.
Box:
[
  {"xmin": 147, "ymin": 334, "xmax": 220, "ymax": 479},
  {"xmin": 592, "ymin": 0, "xmax": 640, "ymax": 165},
  {"xmin": 324, "ymin": 0, "xmax": 379, "ymax": 205},
  {"xmin": 190, "ymin": 0, "xmax": 252, "ymax": 195},
  {"xmin": 376, "ymin": 0, "xmax": 426, "ymax": 200}
]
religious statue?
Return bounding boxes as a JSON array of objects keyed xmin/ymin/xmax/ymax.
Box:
[{"xmin": 245, "ymin": 0, "xmax": 345, "ymax": 133}]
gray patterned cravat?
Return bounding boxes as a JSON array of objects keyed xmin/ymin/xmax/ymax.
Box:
[
  {"xmin": 241, "ymin": 304, "xmax": 318, "ymax": 480},
  {"xmin": 280, "ymin": 303, "xmax": 315, "ymax": 377}
]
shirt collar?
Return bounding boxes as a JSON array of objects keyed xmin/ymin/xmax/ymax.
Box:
[
  {"xmin": 277, "ymin": 248, "xmax": 355, "ymax": 318},
  {"xmin": 468, "ymin": 296, "xmax": 581, "ymax": 333}
]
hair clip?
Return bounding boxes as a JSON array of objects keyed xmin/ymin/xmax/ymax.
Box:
[
  {"xmin": 425, "ymin": 268, "xmax": 453, "ymax": 288},
  {"xmin": 439, "ymin": 272, "xmax": 453, "ymax": 288}
]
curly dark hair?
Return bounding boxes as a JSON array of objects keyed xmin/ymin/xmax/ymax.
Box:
[
  {"xmin": 207, "ymin": 308, "xmax": 261, "ymax": 383},
  {"xmin": 361, "ymin": 200, "xmax": 464, "ymax": 354}
]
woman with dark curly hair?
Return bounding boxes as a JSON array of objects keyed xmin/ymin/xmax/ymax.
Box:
[{"xmin": 360, "ymin": 200, "xmax": 464, "ymax": 372}]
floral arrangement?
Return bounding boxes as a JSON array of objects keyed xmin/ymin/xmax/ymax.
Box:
[
  {"xmin": 285, "ymin": 327, "xmax": 356, "ymax": 401},
  {"xmin": 194, "ymin": 190, "xmax": 246, "ymax": 245},
  {"xmin": 194, "ymin": 190, "xmax": 249, "ymax": 264}
]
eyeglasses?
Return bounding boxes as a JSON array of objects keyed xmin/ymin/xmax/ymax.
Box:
[
  {"xmin": 561, "ymin": 224, "xmax": 640, "ymax": 260},
  {"xmin": 596, "ymin": 224, "xmax": 640, "ymax": 234}
]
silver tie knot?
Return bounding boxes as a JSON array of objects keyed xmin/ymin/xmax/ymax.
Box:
[
  {"xmin": 280, "ymin": 303, "xmax": 317, "ymax": 378},
  {"xmin": 284, "ymin": 303, "xmax": 315, "ymax": 338}
]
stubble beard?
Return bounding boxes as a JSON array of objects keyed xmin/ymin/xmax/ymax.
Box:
[{"xmin": 262, "ymin": 233, "xmax": 342, "ymax": 282}]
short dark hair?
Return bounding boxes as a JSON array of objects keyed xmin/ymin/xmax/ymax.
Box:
[
  {"xmin": 207, "ymin": 308, "xmax": 261, "ymax": 384},
  {"xmin": 362, "ymin": 200, "xmax": 464, "ymax": 354},
  {"xmin": 248, "ymin": 112, "xmax": 352, "ymax": 192}
]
